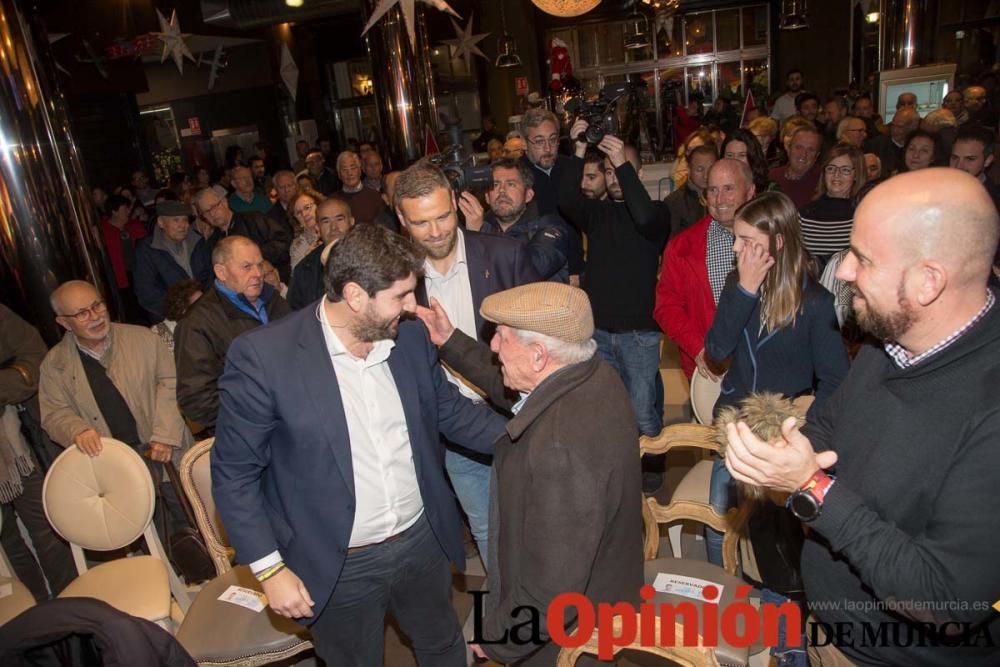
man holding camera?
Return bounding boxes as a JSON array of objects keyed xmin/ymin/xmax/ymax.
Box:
[
  {"xmin": 559, "ymin": 121, "xmax": 670, "ymax": 456},
  {"xmin": 459, "ymin": 157, "xmax": 574, "ymax": 283}
]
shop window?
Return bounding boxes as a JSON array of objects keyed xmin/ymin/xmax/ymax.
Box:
[
  {"xmin": 742, "ymin": 5, "xmax": 768, "ymax": 47},
  {"xmin": 684, "ymin": 13, "xmax": 713, "ymax": 56},
  {"xmin": 717, "ymin": 10, "xmax": 740, "ymax": 53}
]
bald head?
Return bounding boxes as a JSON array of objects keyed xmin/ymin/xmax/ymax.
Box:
[
  {"xmin": 212, "ymin": 234, "xmax": 259, "ymax": 266},
  {"xmin": 964, "ymin": 86, "xmax": 988, "ymax": 114},
  {"xmin": 50, "ymin": 280, "xmax": 100, "ymax": 316},
  {"xmin": 857, "ymin": 168, "xmax": 998, "ymax": 281}
]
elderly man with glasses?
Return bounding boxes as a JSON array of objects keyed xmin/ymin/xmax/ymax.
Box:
[{"xmin": 39, "ymin": 280, "xmax": 193, "ymax": 530}]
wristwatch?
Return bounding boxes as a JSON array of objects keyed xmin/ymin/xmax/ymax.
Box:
[{"xmin": 788, "ymin": 470, "xmax": 836, "ymax": 522}]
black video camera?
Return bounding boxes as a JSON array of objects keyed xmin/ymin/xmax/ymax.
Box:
[
  {"xmin": 565, "ymin": 82, "xmax": 632, "ymax": 144},
  {"xmin": 431, "ymin": 106, "xmax": 494, "ymax": 193}
]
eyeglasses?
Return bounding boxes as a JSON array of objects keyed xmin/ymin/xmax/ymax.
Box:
[
  {"xmin": 526, "ymin": 135, "xmax": 559, "ymax": 148},
  {"xmin": 824, "ymin": 165, "xmax": 855, "ymax": 176},
  {"xmin": 201, "ymin": 198, "xmax": 225, "ymax": 216},
  {"xmin": 294, "ymin": 203, "xmax": 316, "ymax": 217},
  {"xmin": 64, "ymin": 300, "xmax": 107, "ymax": 323}
]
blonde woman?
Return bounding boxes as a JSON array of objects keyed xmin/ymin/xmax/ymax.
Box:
[{"xmin": 289, "ymin": 191, "xmax": 324, "ymax": 270}]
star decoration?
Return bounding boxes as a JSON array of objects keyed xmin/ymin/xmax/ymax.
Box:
[
  {"xmin": 362, "ymin": 0, "xmax": 461, "ymax": 51},
  {"xmin": 441, "ymin": 14, "xmax": 490, "ymax": 72},
  {"xmin": 153, "ymin": 9, "xmax": 195, "ymax": 75}
]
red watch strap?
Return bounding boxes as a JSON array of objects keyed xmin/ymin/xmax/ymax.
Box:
[{"xmin": 800, "ymin": 470, "xmax": 835, "ymax": 503}]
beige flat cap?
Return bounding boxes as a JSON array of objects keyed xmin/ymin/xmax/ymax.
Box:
[{"xmin": 480, "ymin": 282, "xmax": 594, "ymax": 344}]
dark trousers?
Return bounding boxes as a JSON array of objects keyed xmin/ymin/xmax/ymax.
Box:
[
  {"xmin": 309, "ymin": 513, "xmax": 464, "ymax": 667},
  {"xmin": 0, "ymin": 469, "xmax": 76, "ymax": 600}
]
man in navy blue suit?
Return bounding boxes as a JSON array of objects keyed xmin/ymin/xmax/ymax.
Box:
[
  {"xmin": 394, "ymin": 162, "xmax": 539, "ymax": 563},
  {"xmin": 211, "ymin": 223, "xmax": 506, "ymax": 665}
]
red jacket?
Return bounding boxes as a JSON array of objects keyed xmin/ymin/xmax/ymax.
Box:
[
  {"xmin": 653, "ymin": 215, "xmax": 716, "ymax": 378},
  {"xmin": 101, "ymin": 218, "xmax": 147, "ymax": 288}
]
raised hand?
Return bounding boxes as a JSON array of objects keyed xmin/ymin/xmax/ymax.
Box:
[{"xmin": 414, "ymin": 297, "xmax": 456, "ymax": 347}]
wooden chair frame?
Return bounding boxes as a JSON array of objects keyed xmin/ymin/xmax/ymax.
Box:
[{"xmin": 177, "ymin": 438, "xmax": 235, "ymax": 577}]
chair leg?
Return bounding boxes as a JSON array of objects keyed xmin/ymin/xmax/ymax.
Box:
[{"xmin": 668, "ymin": 524, "xmax": 683, "ymax": 558}]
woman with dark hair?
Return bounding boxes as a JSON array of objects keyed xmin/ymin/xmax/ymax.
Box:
[
  {"xmin": 722, "ymin": 128, "xmax": 772, "ymax": 193},
  {"xmin": 798, "ymin": 143, "xmax": 867, "ymax": 267},
  {"xmin": 223, "ymin": 145, "xmax": 245, "ymax": 170},
  {"xmin": 703, "ymin": 192, "xmax": 849, "ymax": 666},
  {"xmin": 150, "ymin": 279, "xmax": 203, "ymax": 351},
  {"xmin": 899, "ymin": 128, "xmax": 940, "ymax": 173}
]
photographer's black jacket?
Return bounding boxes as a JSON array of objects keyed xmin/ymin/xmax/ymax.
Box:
[{"xmin": 558, "ymin": 156, "xmax": 670, "ymax": 332}]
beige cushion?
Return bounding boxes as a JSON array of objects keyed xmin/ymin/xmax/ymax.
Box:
[
  {"xmin": 176, "ymin": 566, "xmax": 311, "ymax": 665},
  {"xmin": 59, "ymin": 555, "xmax": 171, "ymax": 622},
  {"xmin": 644, "ymin": 557, "xmax": 754, "ymax": 666},
  {"xmin": 43, "ymin": 439, "xmax": 154, "ymax": 551},
  {"xmin": 672, "ymin": 459, "xmax": 713, "ymax": 505},
  {"xmin": 0, "ymin": 576, "xmax": 35, "ymax": 626},
  {"xmin": 690, "ymin": 372, "xmax": 723, "ymax": 425}
]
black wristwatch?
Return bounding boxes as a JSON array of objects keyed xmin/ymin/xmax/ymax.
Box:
[{"xmin": 788, "ymin": 470, "xmax": 836, "ymax": 522}]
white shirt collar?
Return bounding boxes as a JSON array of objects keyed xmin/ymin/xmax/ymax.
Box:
[
  {"xmin": 318, "ymin": 298, "xmax": 394, "ymax": 364},
  {"xmin": 423, "ymin": 228, "xmax": 468, "ymax": 280}
]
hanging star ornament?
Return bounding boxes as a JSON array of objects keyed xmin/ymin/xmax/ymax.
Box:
[
  {"xmin": 441, "ymin": 14, "xmax": 490, "ymax": 72},
  {"xmin": 362, "ymin": 0, "xmax": 461, "ymax": 51},
  {"xmin": 153, "ymin": 9, "xmax": 195, "ymax": 75}
]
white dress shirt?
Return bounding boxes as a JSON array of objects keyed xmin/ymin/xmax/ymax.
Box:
[
  {"xmin": 249, "ymin": 303, "xmax": 423, "ymax": 573},
  {"xmin": 423, "ymin": 229, "xmax": 482, "ymax": 403}
]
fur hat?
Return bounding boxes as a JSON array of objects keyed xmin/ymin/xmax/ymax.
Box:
[{"xmin": 713, "ymin": 392, "xmax": 807, "ymax": 533}]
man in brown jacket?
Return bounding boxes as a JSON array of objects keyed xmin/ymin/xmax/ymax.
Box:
[
  {"xmin": 418, "ymin": 283, "xmax": 643, "ymax": 665},
  {"xmin": 39, "ymin": 281, "xmax": 192, "ymax": 527}
]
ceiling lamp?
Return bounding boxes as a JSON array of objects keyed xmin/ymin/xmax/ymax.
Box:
[
  {"xmin": 779, "ymin": 0, "xmax": 809, "ymax": 31},
  {"xmin": 641, "ymin": 0, "xmax": 680, "ymax": 11},
  {"xmin": 624, "ymin": 10, "xmax": 650, "ymax": 50},
  {"xmin": 531, "ymin": 0, "xmax": 601, "ymax": 18},
  {"xmin": 495, "ymin": 2, "xmax": 522, "ymax": 68}
]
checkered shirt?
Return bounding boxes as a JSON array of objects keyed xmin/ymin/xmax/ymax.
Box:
[
  {"xmin": 706, "ymin": 219, "xmax": 736, "ymax": 305},
  {"xmin": 885, "ymin": 290, "xmax": 995, "ymax": 368}
]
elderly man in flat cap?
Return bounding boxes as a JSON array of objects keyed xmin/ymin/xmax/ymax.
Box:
[
  {"xmin": 134, "ymin": 199, "xmax": 213, "ymax": 323},
  {"xmin": 418, "ymin": 283, "xmax": 643, "ymax": 666}
]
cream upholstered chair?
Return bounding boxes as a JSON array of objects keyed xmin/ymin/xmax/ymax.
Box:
[
  {"xmin": 177, "ymin": 438, "xmax": 232, "ymax": 576},
  {"xmin": 174, "ymin": 438, "xmax": 313, "ymax": 666},
  {"xmin": 41, "ymin": 438, "xmax": 191, "ymax": 629},
  {"xmin": 642, "ymin": 423, "xmax": 722, "ymax": 558},
  {"xmin": 0, "ymin": 513, "xmax": 36, "ymax": 626},
  {"xmin": 558, "ymin": 433, "xmax": 751, "ymax": 667},
  {"xmin": 689, "ymin": 371, "xmax": 723, "ymax": 425}
]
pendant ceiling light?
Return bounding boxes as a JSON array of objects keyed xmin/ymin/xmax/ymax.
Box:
[
  {"xmin": 495, "ymin": 2, "xmax": 522, "ymax": 68},
  {"xmin": 531, "ymin": 0, "xmax": 601, "ymax": 19},
  {"xmin": 779, "ymin": 0, "xmax": 810, "ymax": 31}
]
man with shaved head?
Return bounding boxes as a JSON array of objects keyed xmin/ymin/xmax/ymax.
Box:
[
  {"xmin": 962, "ymin": 85, "xmax": 998, "ymax": 129},
  {"xmin": 724, "ymin": 169, "xmax": 1000, "ymax": 665},
  {"xmin": 175, "ymin": 236, "xmax": 291, "ymax": 429},
  {"xmin": 288, "ymin": 198, "xmax": 356, "ymax": 310}
]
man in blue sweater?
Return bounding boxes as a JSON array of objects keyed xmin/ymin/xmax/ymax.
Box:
[{"xmin": 724, "ymin": 168, "xmax": 1000, "ymax": 666}]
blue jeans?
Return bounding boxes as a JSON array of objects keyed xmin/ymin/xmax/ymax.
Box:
[
  {"xmin": 445, "ymin": 447, "xmax": 490, "ymax": 560},
  {"xmin": 310, "ymin": 513, "xmax": 465, "ymax": 666},
  {"xmin": 706, "ymin": 457, "xmax": 733, "ymax": 566},
  {"xmin": 760, "ymin": 588, "xmax": 808, "ymax": 667},
  {"xmin": 593, "ymin": 329, "xmax": 663, "ymax": 436}
]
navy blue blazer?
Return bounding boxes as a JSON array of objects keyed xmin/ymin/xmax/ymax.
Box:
[
  {"xmin": 211, "ymin": 307, "xmax": 507, "ymax": 621},
  {"xmin": 416, "ymin": 229, "xmax": 540, "ymax": 344}
]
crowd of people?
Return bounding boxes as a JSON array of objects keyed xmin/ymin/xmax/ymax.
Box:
[{"xmin": 2, "ymin": 72, "xmax": 1000, "ymax": 667}]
